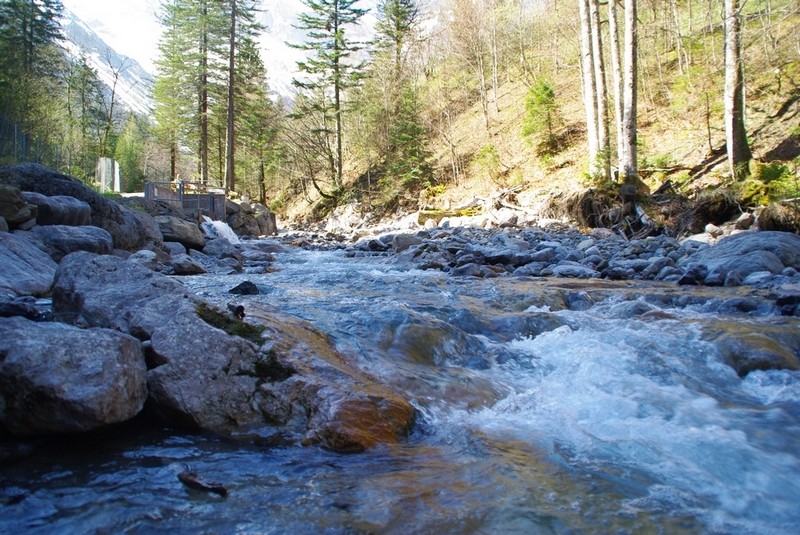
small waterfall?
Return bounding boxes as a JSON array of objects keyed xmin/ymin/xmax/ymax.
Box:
[{"xmin": 201, "ymin": 215, "xmax": 240, "ymax": 244}]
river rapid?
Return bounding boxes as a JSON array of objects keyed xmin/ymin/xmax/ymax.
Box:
[{"xmin": 3, "ymin": 244, "xmax": 800, "ymax": 534}]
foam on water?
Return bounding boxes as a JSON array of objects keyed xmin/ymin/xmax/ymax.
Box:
[
  {"xmin": 201, "ymin": 215, "xmax": 240, "ymax": 244},
  {"xmin": 446, "ymin": 315, "xmax": 800, "ymax": 533}
]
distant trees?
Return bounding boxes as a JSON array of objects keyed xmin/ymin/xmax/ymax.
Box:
[
  {"xmin": 291, "ymin": 0, "xmax": 368, "ymax": 194},
  {"xmin": 578, "ymin": 0, "xmax": 601, "ymax": 179},
  {"xmin": 152, "ymin": 0, "xmax": 270, "ymax": 195},
  {"xmin": 364, "ymin": 0, "xmax": 430, "ymax": 189},
  {"xmin": 0, "ymin": 0, "xmax": 65, "ymax": 161},
  {"xmin": 521, "ymin": 78, "xmax": 560, "ymax": 153}
]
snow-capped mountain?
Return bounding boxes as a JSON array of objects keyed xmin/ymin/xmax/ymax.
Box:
[{"xmin": 61, "ymin": 8, "xmax": 154, "ymax": 115}]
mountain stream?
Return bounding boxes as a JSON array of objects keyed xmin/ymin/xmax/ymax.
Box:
[{"xmin": 3, "ymin": 246, "xmax": 799, "ymax": 534}]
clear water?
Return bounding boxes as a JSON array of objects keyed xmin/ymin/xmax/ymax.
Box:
[{"xmin": 3, "ymin": 247, "xmax": 799, "ymax": 534}]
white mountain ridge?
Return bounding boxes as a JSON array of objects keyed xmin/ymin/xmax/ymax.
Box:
[
  {"xmin": 61, "ymin": 8, "xmax": 154, "ymax": 115},
  {"xmin": 60, "ymin": 1, "xmax": 383, "ymax": 115}
]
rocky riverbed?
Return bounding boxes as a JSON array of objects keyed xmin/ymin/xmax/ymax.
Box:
[{"xmin": 1, "ymin": 161, "xmax": 799, "ymax": 449}]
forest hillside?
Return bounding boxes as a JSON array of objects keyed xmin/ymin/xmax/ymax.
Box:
[
  {"xmin": 1, "ymin": 0, "xmax": 798, "ymax": 235},
  {"xmin": 273, "ymin": 0, "xmax": 800, "ymax": 234}
]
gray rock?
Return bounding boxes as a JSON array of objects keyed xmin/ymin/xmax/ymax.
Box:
[
  {"xmin": 51, "ymin": 252, "xmax": 414, "ymax": 452},
  {"xmin": 735, "ymin": 212, "xmax": 755, "ymax": 230},
  {"xmin": 53, "ymin": 252, "xmax": 186, "ymax": 333},
  {"xmin": 680, "ymin": 231, "xmax": 800, "ymax": 286},
  {"xmin": 163, "ymin": 241, "xmax": 187, "ymax": 256},
  {"xmin": 130, "ymin": 209, "xmax": 164, "ymax": 250},
  {"xmin": 0, "ymin": 295, "xmax": 42, "ymax": 320},
  {"xmin": 0, "ymin": 316, "xmax": 147, "ymax": 436},
  {"xmin": 255, "ymin": 210, "xmax": 278, "ymax": 236},
  {"xmin": 229, "ymin": 280, "xmax": 259, "ymax": 295},
  {"xmin": 168, "ymin": 253, "xmax": 208, "ymax": 275},
  {"xmin": 155, "ymin": 215, "xmax": 205, "ymax": 250},
  {"xmin": 226, "ymin": 210, "xmax": 260, "ymax": 237},
  {"xmin": 128, "ymin": 249, "xmax": 159, "ymax": 270},
  {"xmin": 21, "ymin": 191, "xmax": 91, "ymax": 226},
  {"xmin": 31, "ymin": 224, "xmax": 113, "ymax": 262},
  {"xmin": 741, "ymin": 271, "xmax": 775, "ymax": 286},
  {"xmin": 392, "ymin": 233, "xmax": 424, "ymax": 252},
  {"xmin": 0, "ymin": 232, "xmax": 58, "ymax": 296},
  {"xmin": 0, "ymin": 163, "xmax": 150, "ymax": 251},
  {"xmin": 552, "ymin": 262, "xmax": 599, "ymax": 279},
  {"xmin": 203, "ymin": 237, "xmax": 243, "ymax": 261},
  {"xmin": 0, "ymin": 185, "xmax": 37, "ymax": 229},
  {"xmin": 0, "ymin": 216, "xmax": 7, "ymax": 232},
  {"xmin": 451, "ymin": 263, "xmax": 499, "ymax": 278},
  {"xmin": 529, "ymin": 247, "xmax": 556, "ymax": 262}
]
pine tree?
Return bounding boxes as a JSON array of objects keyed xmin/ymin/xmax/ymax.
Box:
[
  {"xmin": 235, "ymin": 36, "xmax": 281, "ymax": 203},
  {"xmin": 0, "ymin": 0, "xmax": 65, "ymax": 160},
  {"xmin": 115, "ymin": 113, "xmax": 152, "ymax": 192},
  {"xmin": 291, "ymin": 0, "xmax": 368, "ymax": 191}
]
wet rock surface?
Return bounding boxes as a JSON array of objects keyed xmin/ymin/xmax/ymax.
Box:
[
  {"xmin": 0, "ymin": 316, "xmax": 147, "ymax": 436},
  {"xmin": 48, "ymin": 252, "xmax": 414, "ymax": 451}
]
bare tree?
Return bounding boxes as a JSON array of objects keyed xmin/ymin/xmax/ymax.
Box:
[
  {"xmin": 589, "ymin": 0, "xmax": 610, "ymax": 181},
  {"xmin": 607, "ymin": 0, "xmax": 624, "ymax": 177},
  {"xmin": 620, "ymin": 0, "xmax": 638, "ymax": 183},
  {"xmin": 579, "ymin": 0, "xmax": 600, "ymax": 178},
  {"xmin": 724, "ymin": 0, "xmax": 751, "ymax": 181}
]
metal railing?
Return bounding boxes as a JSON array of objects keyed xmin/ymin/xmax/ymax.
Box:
[{"xmin": 144, "ymin": 181, "xmax": 227, "ymax": 220}]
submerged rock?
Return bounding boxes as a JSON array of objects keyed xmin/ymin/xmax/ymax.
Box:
[{"xmin": 708, "ymin": 321, "xmax": 800, "ymax": 376}]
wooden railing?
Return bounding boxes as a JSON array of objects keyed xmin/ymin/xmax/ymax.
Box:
[{"xmin": 144, "ymin": 181, "xmax": 226, "ymax": 220}]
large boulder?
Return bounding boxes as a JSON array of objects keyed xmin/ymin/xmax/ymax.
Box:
[
  {"xmin": 21, "ymin": 191, "xmax": 91, "ymax": 226},
  {"xmin": 679, "ymin": 231, "xmax": 800, "ymax": 285},
  {"xmin": 226, "ymin": 210, "xmax": 261, "ymax": 237},
  {"xmin": 0, "ymin": 316, "xmax": 147, "ymax": 436},
  {"xmin": 155, "ymin": 215, "xmax": 205, "ymax": 250},
  {"xmin": 31, "ymin": 225, "xmax": 113, "ymax": 262},
  {"xmin": 52, "ymin": 252, "xmax": 185, "ymax": 333},
  {"xmin": 51, "ymin": 253, "xmax": 415, "ymax": 451},
  {"xmin": 0, "ymin": 163, "xmax": 150, "ymax": 251},
  {"xmin": 0, "ymin": 231, "xmax": 58, "ymax": 296}
]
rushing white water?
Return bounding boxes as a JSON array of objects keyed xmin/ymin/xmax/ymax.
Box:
[
  {"xmin": 3, "ymin": 247, "xmax": 799, "ymax": 534},
  {"xmin": 451, "ymin": 317, "xmax": 800, "ymax": 533},
  {"xmin": 201, "ymin": 215, "xmax": 240, "ymax": 244}
]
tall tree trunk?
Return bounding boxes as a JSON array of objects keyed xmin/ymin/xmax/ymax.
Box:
[
  {"xmin": 333, "ymin": 2, "xmax": 344, "ymax": 189},
  {"xmin": 590, "ymin": 0, "xmax": 610, "ymax": 181},
  {"xmin": 724, "ymin": 0, "xmax": 751, "ymax": 181},
  {"xmin": 225, "ymin": 0, "xmax": 236, "ymax": 192},
  {"xmin": 608, "ymin": 0, "xmax": 624, "ymax": 179},
  {"xmin": 200, "ymin": 1, "xmax": 209, "ymax": 185},
  {"xmin": 579, "ymin": 0, "xmax": 600, "ymax": 178},
  {"xmin": 621, "ymin": 0, "xmax": 638, "ymax": 183}
]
